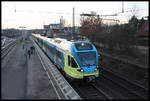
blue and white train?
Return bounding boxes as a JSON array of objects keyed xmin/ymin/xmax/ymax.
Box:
[{"xmin": 32, "ymin": 34, "xmax": 99, "ymax": 81}]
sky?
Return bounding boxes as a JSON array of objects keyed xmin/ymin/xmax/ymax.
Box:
[{"xmin": 2, "ymin": 1, "xmax": 149, "ymax": 29}]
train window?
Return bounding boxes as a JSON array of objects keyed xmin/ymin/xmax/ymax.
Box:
[
  {"xmin": 48, "ymin": 45, "xmax": 54, "ymax": 54},
  {"xmin": 71, "ymin": 57, "xmax": 78, "ymax": 68},
  {"xmin": 43, "ymin": 42, "xmax": 46, "ymax": 47},
  {"xmin": 45, "ymin": 43, "xmax": 48, "ymax": 48},
  {"xmin": 68, "ymin": 56, "xmax": 71, "ymax": 66},
  {"xmin": 75, "ymin": 43, "xmax": 93, "ymax": 50},
  {"xmin": 39, "ymin": 39, "xmax": 43, "ymax": 45},
  {"xmin": 46, "ymin": 43, "xmax": 48, "ymax": 48},
  {"xmin": 56, "ymin": 50, "xmax": 62, "ymax": 62},
  {"xmin": 37, "ymin": 38, "xmax": 39, "ymax": 42},
  {"xmin": 68, "ymin": 56, "xmax": 78, "ymax": 68},
  {"xmin": 41, "ymin": 40, "xmax": 43, "ymax": 45},
  {"xmin": 78, "ymin": 52, "xmax": 96, "ymax": 66},
  {"xmin": 39, "ymin": 40, "xmax": 41, "ymax": 44}
]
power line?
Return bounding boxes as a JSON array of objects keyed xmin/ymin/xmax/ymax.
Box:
[
  {"xmin": 15, "ymin": 8, "xmax": 147, "ymax": 17},
  {"xmin": 15, "ymin": 10, "xmax": 80, "ymax": 15},
  {"xmin": 118, "ymin": 9, "xmax": 146, "ymax": 15}
]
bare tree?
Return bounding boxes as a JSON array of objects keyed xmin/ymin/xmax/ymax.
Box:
[{"xmin": 80, "ymin": 13, "xmax": 103, "ymax": 42}]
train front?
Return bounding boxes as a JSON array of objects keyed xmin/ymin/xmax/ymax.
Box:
[{"xmin": 72, "ymin": 41, "xmax": 99, "ymax": 82}]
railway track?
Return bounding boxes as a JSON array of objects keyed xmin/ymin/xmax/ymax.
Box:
[
  {"xmin": 69, "ymin": 68, "xmax": 148, "ymax": 100},
  {"xmin": 70, "ymin": 81, "xmax": 110, "ymax": 100},
  {"xmin": 101, "ymin": 56, "xmax": 149, "ymax": 88},
  {"xmin": 1, "ymin": 40, "xmax": 17, "ymax": 59},
  {"xmin": 100, "ymin": 68, "xmax": 149, "ymax": 100}
]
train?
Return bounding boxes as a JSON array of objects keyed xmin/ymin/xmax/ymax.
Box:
[{"xmin": 32, "ymin": 33, "xmax": 99, "ymax": 82}]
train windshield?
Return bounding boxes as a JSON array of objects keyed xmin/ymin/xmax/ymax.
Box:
[{"xmin": 78, "ymin": 52, "xmax": 96, "ymax": 66}]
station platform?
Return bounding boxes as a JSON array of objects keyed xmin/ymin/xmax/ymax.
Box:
[
  {"xmin": 2, "ymin": 40, "xmax": 27, "ymax": 99},
  {"xmin": 2, "ymin": 38, "xmax": 65, "ymax": 99}
]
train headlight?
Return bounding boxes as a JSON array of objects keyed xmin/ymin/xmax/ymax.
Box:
[
  {"xmin": 81, "ymin": 69, "xmax": 84, "ymax": 72},
  {"xmin": 77, "ymin": 69, "xmax": 84, "ymax": 72},
  {"xmin": 95, "ymin": 68, "xmax": 97, "ymax": 71}
]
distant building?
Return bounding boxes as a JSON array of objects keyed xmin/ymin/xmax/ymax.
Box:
[
  {"xmin": 43, "ymin": 24, "xmax": 62, "ymax": 37},
  {"xmin": 50, "ymin": 24, "xmax": 62, "ymax": 29},
  {"xmin": 50, "ymin": 24, "xmax": 63, "ymax": 37},
  {"xmin": 43, "ymin": 23, "xmax": 83, "ymax": 39},
  {"xmin": 44, "ymin": 25, "xmax": 50, "ymax": 30},
  {"xmin": 64, "ymin": 27, "xmax": 72, "ymax": 33}
]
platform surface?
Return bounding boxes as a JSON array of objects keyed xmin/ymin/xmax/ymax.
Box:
[{"xmin": 2, "ymin": 39, "xmax": 63, "ymax": 99}]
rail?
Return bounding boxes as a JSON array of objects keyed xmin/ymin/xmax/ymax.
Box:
[
  {"xmin": 1, "ymin": 40, "xmax": 17, "ymax": 59},
  {"xmin": 101, "ymin": 68, "xmax": 148, "ymax": 100}
]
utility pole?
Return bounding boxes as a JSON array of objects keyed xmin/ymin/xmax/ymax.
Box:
[
  {"xmin": 59, "ymin": 16, "xmax": 63, "ymax": 33},
  {"xmin": 14, "ymin": 2, "xmax": 16, "ymax": 12},
  {"xmin": 72, "ymin": 7, "xmax": 75, "ymax": 39},
  {"xmin": 122, "ymin": 2, "xmax": 124, "ymax": 13}
]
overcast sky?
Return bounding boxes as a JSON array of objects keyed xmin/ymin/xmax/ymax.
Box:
[{"xmin": 2, "ymin": 1, "xmax": 149, "ymax": 29}]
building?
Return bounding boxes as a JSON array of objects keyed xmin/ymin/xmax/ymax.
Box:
[
  {"xmin": 43, "ymin": 24, "xmax": 63, "ymax": 37},
  {"xmin": 139, "ymin": 20, "xmax": 149, "ymax": 37},
  {"xmin": 64, "ymin": 27, "xmax": 72, "ymax": 34}
]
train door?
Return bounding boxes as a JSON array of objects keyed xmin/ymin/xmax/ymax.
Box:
[{"xmin": 67, "ymin": 55, "xmax": 78, "ymax": 68}]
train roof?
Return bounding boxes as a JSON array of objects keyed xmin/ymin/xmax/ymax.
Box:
[{"xmin": 32, "ymin": 34, "xmax": 91, "ymax": 52}]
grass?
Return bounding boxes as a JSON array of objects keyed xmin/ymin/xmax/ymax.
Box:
[
  {"xmin": 97, "ymin": 46, "xmax": 149, "ymax": 67},
  {"xmin": 137, "ymin": 37, "xmax": 149, "ymax": 46},
  {"xmin": 96, "ymin": 45, "xmax": 149, "ymax": 89},
  {"xmin": 112, "ymin": 54, "xmax": 148, "ymax": 67}
]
